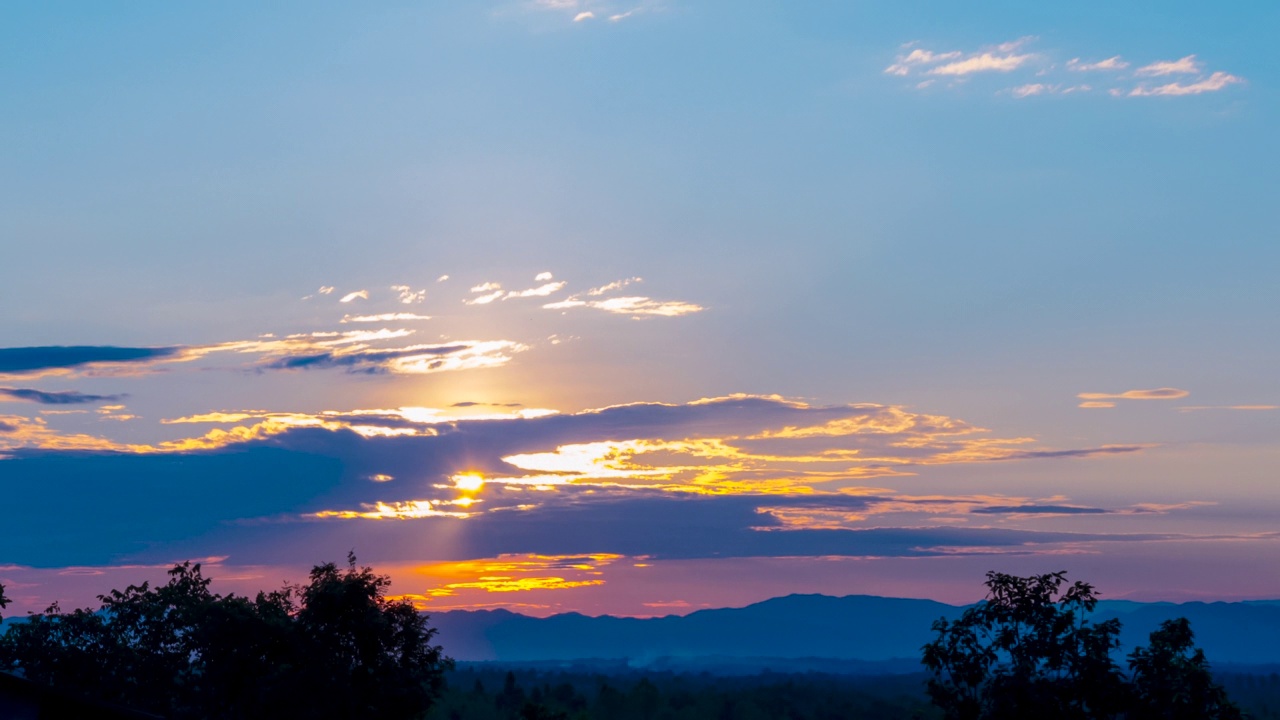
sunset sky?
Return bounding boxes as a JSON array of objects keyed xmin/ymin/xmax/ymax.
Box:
[{"xmin": 2, "ymin": 1, "xmax": 1277, "ymax": 617}]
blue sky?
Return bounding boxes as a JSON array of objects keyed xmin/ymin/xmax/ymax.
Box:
[{"xmin": 1, "ymin": 1, "xmax": 1277, "ymax": 616}]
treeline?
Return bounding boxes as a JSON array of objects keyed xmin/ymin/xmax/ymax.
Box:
[
  {"xmin": 0, "ymin": 556, "xmax": 447, "ymax": 719},
  {"xmin": 429, "ymin": 667, "xmax": 940, "ymax": 720},
  {"xmin": 427, "ymin": 667, "xmax": 1280, "ymax": 720}
]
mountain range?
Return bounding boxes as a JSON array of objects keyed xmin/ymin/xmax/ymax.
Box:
[{"xmin": 428, "ymin": 594, "xmax": 1280, "ymax": 671}]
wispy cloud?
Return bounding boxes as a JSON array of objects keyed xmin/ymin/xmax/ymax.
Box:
[
  {"xmin": 1067, "ymin": 56, "xmax": 1128, "ymax": 72},
  {"xmin": 544, "ymin": 296, "xmax": 703, "ymax": 317},
  {"xmin": 339, "ymin": 290, "xmax": 369, "ymax": 303},
  {"xmin": 390, "ymin": 285, "xmax": 426, "ymax": 304},
  {"xmin": 504, "ymin": 281, "xmax": 567, "ymax": 300},
  {"xmin": 0, "ymin": 346, "xmax": 182, "ymax": 380},
  {"xmin": 1078, "ymin": 388, "xmax": 1190, "ymax": 401},
  {"xmin": 0, "ymin": 387, "xmax": 125, "ymax": 405},
  {"xmin": 573, "ymin": 11, "xmax": 593, "ymax": 21},
  {"xmin": 1129, "ymin": 72, "xmax": 1244, "ymax": 97},
  {"xmin": 891, "ymin": 41, "xmax": 1242, "ymax": 100},
  {"xmin": 884, "ymin": 48, "xmax": 962, "ymax": 76},
  {"xmin": 1135, "ymin": 55, "xmax": 1201, "ymax": 77},
  {"xmin": 930, "ymin": 51, "xmax": 1033, "ymax": 76},
  {"xmin": 340, "ymin": 313, "xmax": 432, "ymax": 324}
]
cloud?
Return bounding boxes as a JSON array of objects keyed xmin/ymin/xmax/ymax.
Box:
[
  {"xmin": 259, "ymin": 340, "xmax": 527, "ymax": 375},
  {"xmin": 340, "ymin": 313, "xmax": 432, "ymax": 323},
  {"xmin": 339, "ymin": 290, "xmax": 369, "ymax": 303},
  {"xmin": 1079, "ymin": 401, "xmax": 1116, "ymax": 409},
  {"xmin": 466, "ymin": 282, "xmax": 505, "ymax": 305},
  {"xmin": 1067, "ymin": 56, "xmax": 1128, "ymax": 72},
  {"xmin": 573, "ymin": 11, "xmax": 593, "ymax": 21},
  {"xmin": 930, "ymin": 51, "xmax": 1033, "ymax": 76},
  {"xmin": 390, "ymin": 285, "xmax": 426, "ymax": 304},
  {"xmin": 504, "ymin": 281, "xmax": 567, "ymax": 300},
  {"xmin": 891, "ymin": 43, "xmax": 1241, "ymax": 101},
  {"xmin": 971, "ymin": 504, "xmax": 1108, "ymax": 516},
  {"xmin": 535, "ymin": 272, "xmax": 554, "ymax": 281},
  {"xmin": 544, "ymin": 296, "xmax": 703, "ymax": 317},
  {"xmin": 0, "ymin": 346, "xmax": 182, "ymax": 378},
  {"xmin": 1135, "ymin": 55, "xmax": 1201, "ymax": 77},
  {"xmin": 884, "ymin": 48, "xmax": 962, "ymax": 76},
  {"xmin": 588, "ymin": 277, "xmax": 641, "ymax": 295},
  {"xmin": 0, "ymin": 388, "xmax": 125, "ymax": 405},
  {"xmin": 1011, "ymin": 83, "xmax": 1049, "ymax": 98},
  {"xmin": 1129, "ymin": 72, "xmax": 1244, "ymax": 97},
  {"xmin": 0, "ymin": 393, "xmax": 1196, "ymax": 571},
  {"xmin": 1078, "ymin": 388, "xmax": 1190, "ymax": 401},
  {"xmin": 609, "ymin": 10, "xmax": 634, "ymax": 22},
  {"xmin": 317, "ymin": 286, "xmax": 335, "ymax": 295},
  {"xmin": 437, "ymin": 275, "xmax": 449, "ymax": 282}
]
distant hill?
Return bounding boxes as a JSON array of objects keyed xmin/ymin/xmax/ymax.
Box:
[{"xmin": 428, "ymin": 594, "xmax": 1280, "ymax": 670}]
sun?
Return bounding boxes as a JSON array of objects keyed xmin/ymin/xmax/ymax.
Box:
[{"xmin": 452, "ymin": 472, "xmax": 485, "ymax": 492}]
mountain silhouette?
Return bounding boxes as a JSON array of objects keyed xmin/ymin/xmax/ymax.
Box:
[{"xmin": 429, "ymin": 594, "xmax": 1280, "ymax": 669}]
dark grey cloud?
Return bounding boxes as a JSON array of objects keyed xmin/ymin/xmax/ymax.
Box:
[
  {"xmin": 0, "ymin": 387, "xmax": 126, "ymax": 405},
  {"xmin": 0, "ymin": 420, "xmax": 17, "ymax": 433},
  {"xmin": 1007, "ymin": 446, "xmax": 1145, "ymax": 460},
  {"xmin": 0, "ymin": 346, "xmax": 180, "ymax": 374},
  {"xmin": 971, "ymin": 504, "xmax": 1109, "ymax": 515},
  {"xmin": 262, "ymin": 344, "xmax": 472, "ymax": 373},
  {"xmin": 451, "ymin": 401, "xmax": 522, "ymax": 408}
]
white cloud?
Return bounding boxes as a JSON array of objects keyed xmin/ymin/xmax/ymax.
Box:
[
  {"xmin": 544, "ymin": 296, "xmax": 703, "ymax": 317},
  {"xmin": 573, "ymin": 11, "xmax": 594, "ymax": 21},
  {"xmin": 470, "ymin": 282, "xmax": 501, "ymax": 293},
  {"xmin": 437, "ymin": 275, "xmax": 450, "ymax": 282},
  {"xmin": 465, "ymin": 291, "xmax": 504, "ymax": 306},
  {"xmin": 340, "ymin": 313, "xmax": 433, "ymax": 324},
  {"xmin": 1135, "ymin": 55, "xmax": 1201, "ymax": 77},
  {"xmin": 884, "ymin": 48, "xmax": 962, "ymax": 76},
  {"xmin": 317, "ymin": 286, "xmax": 335, "ymax": 295},
  {"xmin": 535, "ymin": 271, "xmax": 554, "ymax": 281},
  {"xmin": 1129, "ymin": 71, "xmax": 1243, "ymax": 97},
  {"xmin": 390, "ymin": 285, "xmax": 427, "ymax": 304},
  {"xmin": 339, "ymin": 290, "xmax": 369, "ymax": 303},
  {"xmin": 1067, "ymin": 56, "xmax": 1128, "ymax": 72},
  {"xmin": 930, "ymin": 52, "xmax": 1033, "ymax": 76},
  {"xmin": 505, "ymin": 281, "xmax": 567, "ymax": 300},
  {"xmin": 587, "ymin": 277, "xmax": 641, "ymax": 295},
  {"xmin": 609, "ymin": 10, "xmax": 634, "ymax": 21}
]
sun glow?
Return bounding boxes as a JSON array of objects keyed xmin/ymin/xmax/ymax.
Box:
[{"xmin": 453, "ymin": 472, "xmax": 486, "ymax": 492}]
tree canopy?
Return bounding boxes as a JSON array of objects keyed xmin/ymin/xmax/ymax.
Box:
[
  {"xmin": 0, "ymin": 554, "xmax": 449, "ymax": 720},
  {"xmin": 921, "ymin": 570, "xmax": 1241, "ymax": 720}
]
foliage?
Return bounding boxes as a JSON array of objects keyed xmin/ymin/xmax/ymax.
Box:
[
  {"xmin": 1128, "ymin": 618, "xmax": 1242, "ymax": 720},
  {"xmin": 921, "ymin": 571, "xmax": 1241, "ymax": 720},
  {"xmin": 0, "ymin": 554, "xmax": 449, "ymax": 719},
  {"xmin": 430, "ymin": 666, "xmax": 941, "ymax": 720}
]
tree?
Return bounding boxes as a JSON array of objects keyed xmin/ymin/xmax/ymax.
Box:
[
  {"xmin": 921, "ymin": 571, "xmax": 1128, "ymax": 720},
  {"xmin": 922, "ymin": 571, "xmax": 1241, "ymax": 720},
  {"xmin": 1128, "ymin": 618, "xmax": 1242, "ymax": 720},
  {"xmin": 0, "ymin": 555, "xmax": 450, "ymax": 720}
]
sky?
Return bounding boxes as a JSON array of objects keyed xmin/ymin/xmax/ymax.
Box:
[{"xmin": 1, "ymin": 0, "xmax": 1278, "ymax": 618}]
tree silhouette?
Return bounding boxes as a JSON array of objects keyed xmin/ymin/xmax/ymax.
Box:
[
  {"xmin": 0, "ymin": 555, "xmax": 449, "ymax": 719},
  {"xmin": 922, "ymin": 571, "xmax": 1241, "ymax": 720},
  {"xmin": 1128, "ymin": 617, "xmax": 1242, "ymax": 720}
]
